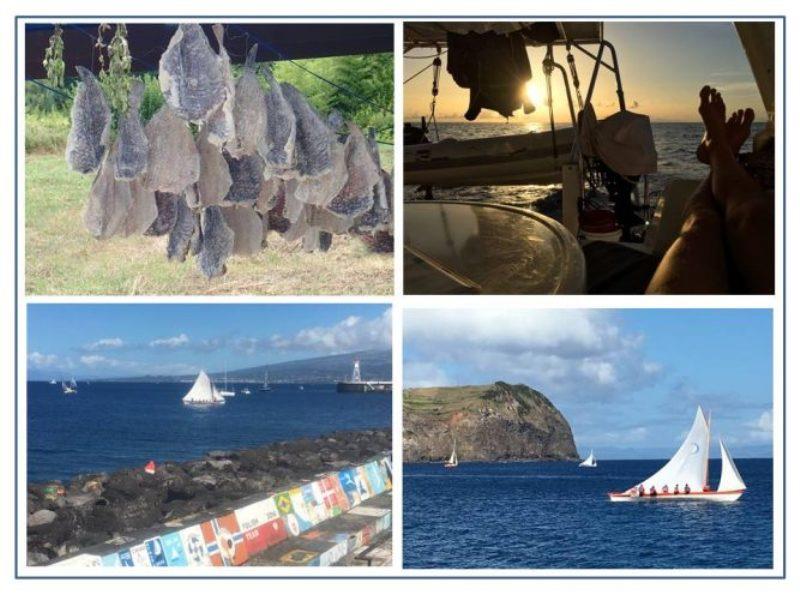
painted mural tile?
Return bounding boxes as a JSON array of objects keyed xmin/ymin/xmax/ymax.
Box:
[
  {"xmin": 355, "ymin": 466, "xmax": 373, "ymax": 500},
  {"xmin": 279, "ymin": 549, "xmax": 319, "ymax": 566},
  {"xmin": 144, "ymin": 536, "xmax": 168, "ymax": 566},
  {"xmin": 101, "ymin": 552, "xmax": 123, "ymax": 567},
  {"xmin": 337, "ymin": 469, "xmax": 362, "ymax": 506},
  {"xmin": 200, "ymin": 520, "xmax": 225, "ymax": 566},
  {"xmin": 289, "ymin": 487, "xmax": 315, "ymax": 531},
  {"xmin": 159, "ymin": 531, "xmax": 189, "ymax": 566},
  {"xmin": 274, "ymin": 491, "xmax": 295, "ymax": 516},
  {"xmin": 56, "ymin": 554, "xmax": 102, "ymax": 567},
  {"xmin": 128, "ymin": 543, "xmax": 152, "ymax": 566},
  {"xmin": 365, "ymin": 462, "xmax": 385, "ymax": 495},
  {"xmin": 317, "ymin": 539, "xmax": 349, "ymax": 567},
  {"xmin": 178, "ymin": 524, "xmax": 211, "ymax": 567},
  {"xmin": 235, "ymin": 497, "xmax": 276, "ymax": 533}
]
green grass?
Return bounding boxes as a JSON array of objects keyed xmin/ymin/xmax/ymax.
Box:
[
  {"xmin": 25, "ymin": 153, "xmax": 393, "ymax": 296},
  {"xmin": 403, "ymin": 385, "xmax": 494, "ymax": 420},
  {"xmin": 26, "ymin": 111, "xmax": 71, "ymax": 154}
]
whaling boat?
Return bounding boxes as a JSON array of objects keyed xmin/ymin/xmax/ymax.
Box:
[
  {"xmin": 579, "ymin": 449, "xmax": 597, "ymax": 468},
  {"xmin": 608, "ymin": 407, "xmax": 746, "ymax": 502},
  {"xmin": 182, "ymin": 370, "xmax": 225, "ymax": 405}
]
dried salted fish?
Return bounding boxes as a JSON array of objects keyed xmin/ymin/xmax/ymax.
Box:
[
  {"xmin": 84, "ymin": 150, "xmax": 132, "ymax": 239},
  {"xmin": 256, "ymin": 176, "xmax": 281, "ymax": 213},
  {"xmin": 66, "ymin": 66, "xmax": 111, "ymax": 174},
  {"xmin": 189, "ymin": 212, "xmax": 203, "ymax": 256},
  {"xmin": 112, "ymin": 80, "xmax": 149, "ymax": 180},
  {"xmin": 166, "ymin": 194, "xmax": 196, "ymax": 262},
  {"xmin": 288, "ymin": 137, "xmax": 348, "ymax": 206},
  {"xmin": 260, "ymin": 69, "xmax": 296, "ymax": 177},
  {"xmin": 197, "ymin": 128, "xmax": 232, "ymax": 206},
  {"xmin": 144, "ymin": 191, "xmax": 180, "ymax": 236},
  {"xmin": 197, "ymin": 206, "xmax": 234, "ymax": 277},
  {"xmin": 120, "ymin": 178, "xmax": 158, "ymax": 237},
  {"xmin": 222, "ymin": 206, "xmax": 263, "ymax": 255},
  {"xmin": 224, "ymin": 152, "xmax": 264, "ymax": 204},
  {"xmin": 232, "ymin": 44, "xmax": 267, "ymax": 157},
  {"xmin": 327, "ymin": 123, "xmax": 381, "ymax": 218},
  {"xmin": 267, "ymin": 185, "xmax": 291, "ymax": 234},
  {"xmin": 159, "ymin": 24, "xmax": 226, "ymax": 122},
  {"xmin": 204, "ymin": 24, "xmax": 236, "ymax": 148},
  {"xmin": 280, "ymin": 83, "xmax": 332, "ymax": 179},
  {"xmin": 143, "ymin": 105, "xmax": 200, "ymax": 193}
]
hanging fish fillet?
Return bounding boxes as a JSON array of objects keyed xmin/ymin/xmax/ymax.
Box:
[
  {"xmin": 143, "ymin": 104, "xmax": 200, "ymax": 193},
  {"xmin": 224, "ymin": 152, "xmax": 264, "ymax": 204},
  {"xmin": 197, "ymin": 205, "xmax": 234, "ymax": 277},
  {"xmin": 166, "ymin": 194, "xmax": 196, "ymax": 262},
  {"xmin": 120, "ymin": 178, "xmax": 158, "ymax": 237},
  {"xmin": 260, "ymin": 68, "xmax": 296, "ymax": 177},
  {"xmin": 256, "ymin": 176, "xmax": 281, "ymax": 213},
  {"xmin": 222, "ymin": 206, "xmax": 263, "ymax": 255},
  {"xmin": 84, "ymin": 150, "xmax": 132, "ymax": 239},
  {"xmin": 65, "ymin": 66, "xmax": 111, "ymax": 174},
  {"xmin": 144, "ymin": 191, "xmax": 181, "ymax": 236},
  {"xmin": 232, "ymin": 44, "xmax": 267, "ymax": 157},
  {"xmin": 327, "ymin": 123, "xmax": 381, "ymax": 218},
  {"xmin": 287, "ymin": 136, "xmax": 348, "ymax": 207},
  {"xmin": 280, "ymin": 83, "xmax": 332, "ymax": 179},
  {"xmin": 196, "ymin": 127, "xmax": 232, "ymax": 206},
  {"xmin": 159, "ymin": 24, "xmax": 227, "ymax": 123},
  {"xmin": 204, "ymin": 24, "xmax": 236, "ymax": 148},
  {"xmin": 113, "ymin": 80, "xmax": 149, "ymax": 180}
]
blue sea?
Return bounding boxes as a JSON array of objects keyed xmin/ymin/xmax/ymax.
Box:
[
  {"xmin": 405, "ymin": 121, "xmax": 755, "ymax": 209},
  {"xmin": 27, "ymin": 381, "xmax": 391, "ymax": 483},
  {"xmin": 403, "ymin": 459, "xmax": 773, "ymax": 569}
]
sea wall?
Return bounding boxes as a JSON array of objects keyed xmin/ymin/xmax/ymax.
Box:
[
  {"xmin": 49, "ymin": 455, "xmax": 392, "ymax": 567},
  {"xmin": 27, "ymin": 428, "xmax": 391, "ymax": 566}
]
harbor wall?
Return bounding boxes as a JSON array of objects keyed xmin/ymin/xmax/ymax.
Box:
[{"xmin": 50, "ymin": 454, "xmax": 392, "ymax": 568}]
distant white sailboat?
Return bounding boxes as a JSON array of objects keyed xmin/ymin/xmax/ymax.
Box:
[
  {"xmin": 609, "ymin": 406, "xmax": 746, "ymax": 502},
  {"xmin": 219, "ymin": 365, "xmax": 235, "ymax": 398},
  {"xmin": 62, "ymin": 378, "xmax": 77, "ymax": 395},
  {"xmin": 261, "ymin": 369, "xmax": 272, "ymax": 392},
  {"xmin": 182, "ymin": 370, "xmax": 225, "ymax": 405},
  {"xmin": 49, "ymin": 379, "xmax": 57, "ymax": 385},
  {"xmin": 241, "ymin": 387, "xmax": 251, "ymax": 395},
  {"xmin": 579, "ymin": 450, "xmax": 597, "ymax": 468},
  {"xmin": 444, "ymin": 438, "xmax": 458, "ymax": 468}
]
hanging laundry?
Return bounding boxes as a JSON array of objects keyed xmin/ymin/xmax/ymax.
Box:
[{"xmin": 446, "ymin": 30, "xmax": 534, "ymax": 120}]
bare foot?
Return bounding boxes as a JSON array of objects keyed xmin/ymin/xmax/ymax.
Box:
[{"xmin": 696, "ymin": 103, "xmax": 755, "ymax": 164}]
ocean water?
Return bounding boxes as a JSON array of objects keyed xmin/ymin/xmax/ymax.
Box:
[
  {"xmin": 404, "ymin": 121, "xmax": 732, "ymax": 210},
  {"xmin": 403, "ymin": 459, "xmax": 773, "ymax": 569},
  {"xmin": 27, "ymin": 381, "xmax": 391, "ymax": 483}
]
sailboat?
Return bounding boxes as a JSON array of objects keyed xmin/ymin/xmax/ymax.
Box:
[
  {"xmin": 241, "ymin": 387, "xmax": 251, "ymax": 395},
  {"xmin": 49, "ymin": 379, "xmax": 57, "ymax": 385},
  {"xmin": 61, "ymin": 379, "xmax": 77, "ymax": 395},
  {"xmin": 220, "ymin": 365, "xmax": 235, "ymax": 398},
  {"xmin": 182, "ymin": 370, "xmax": 225, "ymax": 405},
  {"xmin": 579, "ymin": 450, "xmax": 597, "ymax": 468},
  {"xmin": 609, "ymin": 407, "xmax": 746, "ymax": 502},
  {"xmin": 444, "ymin": 438, "xmax": 459, "ymax": 469},
  {"xmin": 260, "ymin": 369, "xmax": 272, "ymax": 392}
]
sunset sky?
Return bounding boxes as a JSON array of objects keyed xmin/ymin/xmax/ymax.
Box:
[{"xmin": 404, "ymin": 21, "xmax": 767, "ymax": 124}]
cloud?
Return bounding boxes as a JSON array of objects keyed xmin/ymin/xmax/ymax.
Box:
[
  {"xmin": 149, "ymin": 333, "xmax": 190, "ymax": 349},
  {"xmin": 403, "ymin": 309, "xmax": 658, "ymax": 398},
  {"xmin": 79, "ymin": 354, "xmax": 138, "ymax": 369},
  {"xmin": 268, "ymin": 309, "xmax": 392, "ymax": 354},
  {"xmin": 404, "ymin": 362, "xmax": 451, "ymax": 388},
  {"xmin": 28, "ymin": 351, "xmax": 60, "ymax": 368},
  {"xmin": 84, "ymin": 337, "xmax": 125, "ymax": 350}
]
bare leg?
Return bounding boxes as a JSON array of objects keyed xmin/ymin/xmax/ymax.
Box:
[
  {"xmin": 697, "ymin": 86, "xmax": 774, "ymax": 293},
  {"xmin": 646, "ymin": 177, "xmax": 729, "ymax": 294}
]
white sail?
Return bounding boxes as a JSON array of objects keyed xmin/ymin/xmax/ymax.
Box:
[
  {"xmin": 718, "ymin": 438, "xmax": 747, "ymax": 492},
  {"xmin": 634, "ymin": 406, "xmax": 710, "ymax": 493},
  {"xmin": 579, "ymin": 450, "xmax": 597, "ymax": 467},
  {"xmin": 183, "ymin": 370, "xmax": 224, "ymax": 404}
]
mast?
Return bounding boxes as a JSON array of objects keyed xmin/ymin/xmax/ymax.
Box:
[{"xmin": 352, "ymin": 360, "xmax": 361, "ymax": 383}]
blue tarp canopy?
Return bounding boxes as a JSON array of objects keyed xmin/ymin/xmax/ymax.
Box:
[{"xmin": 25, "ymin": 22, "xmax": 393, "ymax": 80}]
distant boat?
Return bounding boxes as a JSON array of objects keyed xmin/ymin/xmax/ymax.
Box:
[
  {"xmin": 579, "ymin": 450, "xmax": 597, "ymax": 468},
  {"xmin": 220, "ymin": 366, "xmax": 235, "ymax": 398},
  {"xmin": 444, "ymin": 438, "xmax": 458, "ymax": 469},
  {"xmin": 299, "ymin": 385, "xmax": 304, "ymax": 390},
  {"xmin": 61, "ymin": 379, "xmax": 77, "ymax": 395},
  {"xmin": 261, "ymin": 369, "xmax": 272, "ymax": 392},
  {"xmin": 182, "ymin": 370, "xmax": 225, "ymax": 405},
  {"xmin": 609, "ymin": 406, "xmax": 746, "ymax": 502},
  {"xmin": 241, "ymin": 387, "xmax": 251, "ymax": 395},
  {"xmin": 49, "ymin": 379, "xmax": 57, "ymax": 385}
]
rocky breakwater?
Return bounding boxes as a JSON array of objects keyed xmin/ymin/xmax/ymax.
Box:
[
  {"xmin": 403, "ymin": 382, "xmax": 578, "ymax": 462},
  {"xmin": 27, "ymin": 428, "xmax": 391, "ymax": 565}
]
